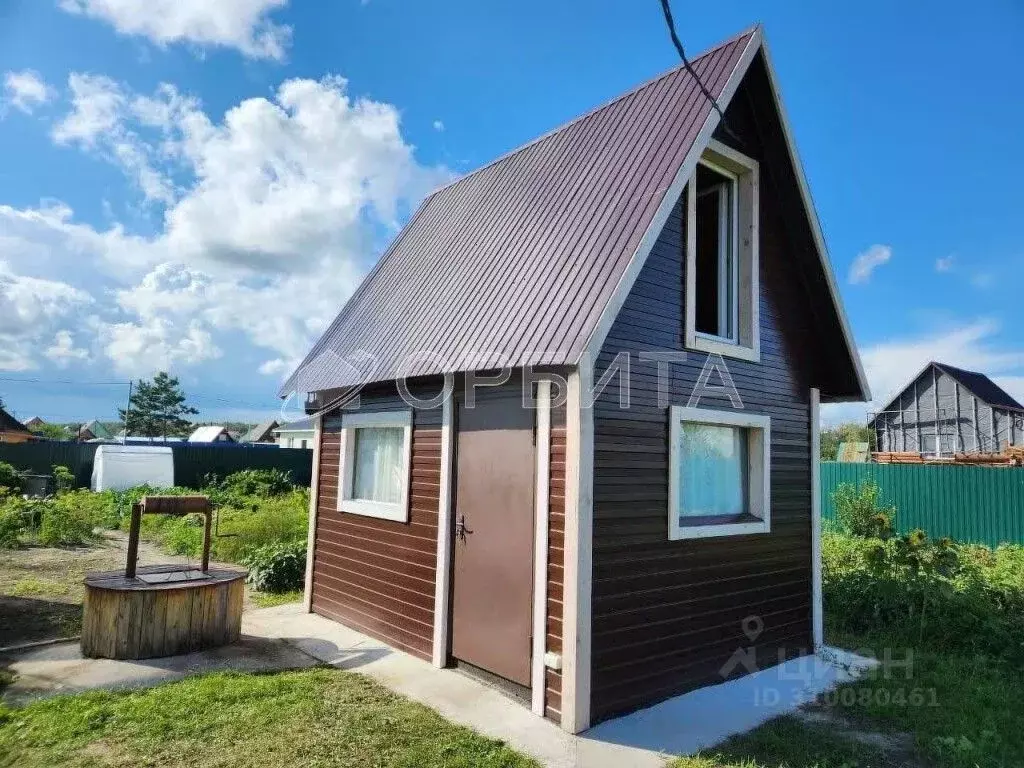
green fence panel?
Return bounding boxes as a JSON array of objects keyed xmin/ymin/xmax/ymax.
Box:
[
  {"xmin": 0, "ymin": 443, "xmax": 313, "ymax": 490},
  {"xmin": 0, "ymin": 442, "xmax": 98, "ymax": 487},
  {"xmin": 821, "ymin": 462, "xmax": 1024, "ymax": 546},
  {"xmin": 170, "ymin": 446, "xmax": 313, "ymax": 488}
]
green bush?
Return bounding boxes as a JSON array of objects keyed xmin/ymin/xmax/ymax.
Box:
[
  {"xmin": 242, "ymin": 540, "xmax": 307, "ymax": 593},
  {"xmin": 51, "ymin": 464, "xmax": 75, "ymax": 492},
  {"xmin": 832, "ymin": 480, "xmax": 896, "ymax": 538},
  {"xmin": 824, "ymin": 530, "xmax": 1024, "ymax": 664},
  {"xmin": 0, "ymin": 503, "xmax": 27, "ymax": 548},
  {"xmin": 37, "ymin": 493, "xmax": 97, "ymax": 546},
  {"xmin": 205, "ymin": 468, "xmax": 295, "ymax": 507},
  {"xmin": 0, "ymin": 462, "xmax": 22, "ymax": 494}
]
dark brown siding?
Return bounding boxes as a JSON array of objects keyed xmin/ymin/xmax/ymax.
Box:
[
  {"xmin": 545, "ymin": 403, "xmax": 566, "ymax": 724},
  {"xmin": 312, "ymin": 385, "xmax": 442, "ymax": 661},
  {"xmin": 589, "ymin": 64, "xmax": 819, "ymax": 722}
]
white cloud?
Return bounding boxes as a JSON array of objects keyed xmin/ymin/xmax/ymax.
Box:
[
  {"xmin": 4, "ymin": 72, "xmax": 448, "ymax": 378},
  {"xmin": 45, "ymin": 330, "xmax": 91, "ymax": 367},
  {"xmin": 3, "ymin": 70, "xmax": 54, "ymax": 114},
  {"xmin": 433, "ymin": 119, "xmax": 444, "ymax": 132},
  {"xmin": 935, "ymin": 255, "xmax": 955, "ymax": 272},
  {"xmin": 0, "ymin": 261, "xmax": 93, "ymax": 371},
  {"xmin": 848, "ymin": 244, "xmax": 892, "ymax": 285},
  {"xmin": 823, "ymin": 319, "xmax": 1024, "ymax": 426},
  {"xmin": 58, "ymin": 0, "xmax": 292, "ymax": 60}
]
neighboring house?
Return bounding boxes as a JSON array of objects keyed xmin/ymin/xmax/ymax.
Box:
[
  {"xmin": 188, "ymin": 425, "xmax": 235, "ymax": 443},
  {"xmin": 24, "ymin": 416, "xmax": 45, "ymax": 430},
  {"xmin": 78, "ymin": 420, "xmax": 112, "ymax": 441},
  {"xmin": 274, "ymin": 417, "xmax": 314, "ymax": 449},
  {"xmin": 280, "ymin": 26, "xmax": 867, "ymax": 733},
  {"xmin": 240, "ymin": 420, "xmax": 280, "ymax": 444},
  {"xmin": 0, "ymin": 408, "xmax": 33, "ymax": 443},
  {"xmin": 869, "ymin": 362, "xmax": 1024, "ymax": 457}
]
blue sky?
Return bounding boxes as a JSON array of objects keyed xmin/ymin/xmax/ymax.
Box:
[{"xmin": 0, "ymin": 0, "xmax": 1021, "ymax": 426}]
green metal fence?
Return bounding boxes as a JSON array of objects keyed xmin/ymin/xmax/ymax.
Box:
[
  {"xmin": 821, "ymin": 462, "xmax": 1024, "ymax": 546},
  {"xmin": 0, "ymin": 442, "xmax": 313, "ymax": 489}
]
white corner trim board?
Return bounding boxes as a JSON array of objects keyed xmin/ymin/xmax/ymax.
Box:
[
  {"xmin": 531, "ymin": 380, "xmax": 552, "ymax": 715},
  {"xmin": 810, "ymin": 387, "xmax": 823, "ymax": 648},
  {"xmin": 432, "ymin": 390, "xmax": 455, "ymax": 668},
  {"xmin": 561, "ymin": 365, "xmax": 593, "ymax": 733},
  {"xmin": 303, "ymin": 413, "xmax": 323, "ymax": 612}
]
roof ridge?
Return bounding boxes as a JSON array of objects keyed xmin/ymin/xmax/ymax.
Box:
[{"xmin": 423, "ymin": 25, "xmax": 760, "ymax": 200}]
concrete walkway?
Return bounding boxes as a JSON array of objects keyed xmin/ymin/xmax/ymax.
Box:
[{"xmin": 2, "ymin": 603, "xmax": 876, "ymax": 768}]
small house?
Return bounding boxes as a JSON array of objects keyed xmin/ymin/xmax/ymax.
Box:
[
  {"xmin": 240, "ymin": 419, "xmax": 280, "ymax": 444},
  {"xmin": 870, "ymin": 362, "xmax": 1024, "ymax": 456},
  {"xmin": 274, "ymin": 417, "xmax": 314, "ymax": 449},
  {"xmin": 78, "ymin": 420, "xmax": 112, "ymax": 441},
  {"xmin": 281, "ymin": 26, "xmax": 867, "ymax": 733},
  {"xmin": 187, "ymin": 425, "xmax": 235, "ymax": 443},
  {"xmin": 0, "ymin": 408, "xmax": 33, "ymax": 443},
  {"xmin": 24, "ymin": 416, "xmax": 45, "ymax": 430}
]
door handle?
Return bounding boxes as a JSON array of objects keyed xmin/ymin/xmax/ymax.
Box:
[{"xmin": 456, "ymin": 514, "xmax": 473, "ymax": 541}]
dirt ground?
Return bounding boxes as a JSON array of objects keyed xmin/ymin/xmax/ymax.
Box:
[{"xmin": 0, "ymin": 531, "xmax": 255, "ymax": 649}]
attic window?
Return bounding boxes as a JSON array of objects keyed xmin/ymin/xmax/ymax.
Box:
[{"xmin": 685, "ymin": 140, "xmax": 760, "ymax": 362}]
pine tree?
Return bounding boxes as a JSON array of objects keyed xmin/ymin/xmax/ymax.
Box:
[{"xmin": 119, "ymin": 372, "xmax": 199, "ymax": 437}]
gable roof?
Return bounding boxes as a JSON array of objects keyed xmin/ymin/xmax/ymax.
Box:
[
  {"xmin": 0, "ymin": 408, "xmax": 29, "ymax": 435},
  {"xmin": 188, "ymin": 425, "xmax": 232, "ymax": 443},
  {"xmin": 82, "ymin": 420, "xmax": 112, "ymax": 439},
  {"xmin": 870, "ymin": 362, "xmax": 1024, "ymax": 426},
  {"xmin": 240, "ymin": 419, "xmax": 280, "ymax": 443},
  {"xmin": 936, "ymin": 364, "xmax": 1024, "ymax": 411},
  {"xmin": 282, "ymin": 26, "xmax": 867, "ymax": 403},
  {"xmin": 275, "ymin": 416, "xmax": 315, "ymax": 433}
]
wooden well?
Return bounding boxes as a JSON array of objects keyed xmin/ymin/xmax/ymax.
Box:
[
  {"xmin": 81, "ymin": 495, "xmax": 247, "ymax": 660},
  {"xmin": 81, "ymin": 565, "xmax": 245, "ymax": 659}
]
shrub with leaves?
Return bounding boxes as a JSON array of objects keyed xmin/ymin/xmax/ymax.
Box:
[
  {"xmin": 0, "ymin": 462, "xmax": 22, "ymax": 494},
  {"xmin": 51, "ymin": 464, "xmax": 75, "ymax": 493},
  {"xmin": 37, "ymin": 493, "xmax": 97, "ymax": 546},
  {"xmin": 824, "ymin": 530, "xmax": 1024, "ymax": 664},
  {"xmin": 205, "ymin": 468, "xmax": 294, "ymax": 507},
  {"xmin": 242, "ymin": 540, "xmax": 307, "ymax": 593},
  {"xmin": 832, "ymin": 480, "xmax": 896, "ymax": 538},
  {"xmin": 0, "ymin": 496, "xmax": 28, "ymax": 548}
]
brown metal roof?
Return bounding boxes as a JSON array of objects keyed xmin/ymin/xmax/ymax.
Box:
[{"xmin": 283, "ymin": 30, "xmax": 756, "ymax": 396}]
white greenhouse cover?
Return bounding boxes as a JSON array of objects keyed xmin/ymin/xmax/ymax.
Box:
[{"xmin": 91, "ymin": 445, "xmax": 175, "ymax": 492}]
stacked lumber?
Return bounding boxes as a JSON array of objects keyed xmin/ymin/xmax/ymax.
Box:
[
  {"xmin": 1002, "ymin": 446, "xmax": 1024, "ymax": 462},
  {"xmin": 872, "ymin": 452, "xmax": 924, "ymax": 464},
  {"xmin": 953, "ymin": 453, "xmax": 1016, "ymax": 467}
]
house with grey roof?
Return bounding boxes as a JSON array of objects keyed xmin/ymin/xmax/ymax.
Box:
[
  {"xmin": 869, "ymin": 362, "xmax": 1024, "ymax": 456},
  {"xmin": 239, "ymin": 419, "xmax": 280, "ymax": 444}
]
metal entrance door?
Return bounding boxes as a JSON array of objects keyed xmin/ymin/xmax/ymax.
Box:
[{"xmin": 451, "ymin": 392, "xmax": 535, "ymax": 686}]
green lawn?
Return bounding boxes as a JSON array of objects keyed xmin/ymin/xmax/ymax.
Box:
[
  {"xmin": 0, "ymin": 667, "xmax": 537, "ymax": 768},
  {"xmin": 670, "ymin": 642, "xmax": 1024, "ymax": 768}
]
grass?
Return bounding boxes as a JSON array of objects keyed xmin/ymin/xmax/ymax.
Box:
[
  {"xmin": 251, "ymin": 589, "xmax": 303, "ymax": 608},
  {"xmin": 6, "ymin": 577, "xmax": 70, "ymax": 599},
  {"xmin": 0, "ymin": 667, "xmax": 537, "ymax": 768}
]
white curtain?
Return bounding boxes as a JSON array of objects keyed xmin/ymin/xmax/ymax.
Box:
[
  {"xmin": 679, "ymin": 423, "xmax": 747, "ymax": 518},
  {"xmin": 353, "ymin": 427, "xmax": 404, "ymax": 503}
]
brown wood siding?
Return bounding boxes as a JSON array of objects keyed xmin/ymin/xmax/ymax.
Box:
[
  {"xmin": 311, "ymin": 386, "xmax": 442, "ymax": 662},
  {"xmin": 545, "ymin": 403, "xmax": 566, "ymax": 723},
  {"xmin": 589, "ymin": 66, "xmax": 818, "ymax": 722}
]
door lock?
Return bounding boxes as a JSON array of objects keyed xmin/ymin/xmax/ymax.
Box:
[{"xmin": 456, "ymin": 514, "xmax": 473, "ymax": 541}]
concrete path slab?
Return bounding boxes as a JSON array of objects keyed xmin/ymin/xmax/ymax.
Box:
[{"xmin": 2, "ymin": 602, "xmax": 876, "ymax": 768}]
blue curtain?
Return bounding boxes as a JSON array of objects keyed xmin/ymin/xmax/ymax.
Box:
[{"xmin": 680, "ymin": 423, "xmax": 747, "ymax": 518}]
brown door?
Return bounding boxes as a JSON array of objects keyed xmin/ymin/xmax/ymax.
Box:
[{"xmin": 451, "ymin": 392, "xmax": 535, "ymax": 686}]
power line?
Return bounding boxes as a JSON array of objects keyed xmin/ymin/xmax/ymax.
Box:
[{"xmin": 658, "ymin": 0, "xmax": 743, "ymax": 146}]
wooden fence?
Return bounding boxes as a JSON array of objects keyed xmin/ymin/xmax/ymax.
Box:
[
  {"xmin": 0, "ymin": 442, "xmax": 313, "ymax": 489},
  {"xmin": 822, "ymin": 461, "xmax": 1024, "ymax": 546}
]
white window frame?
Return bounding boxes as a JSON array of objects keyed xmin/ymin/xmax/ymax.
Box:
[
  {"xmin": 694, "ymin": 163, "xmax": 740, "ymax": 345},
  {"xmin": 685, "ymin": 139, "xmax": 760, "ymax": 363},
  {"xmin": 668, "ymin": 406, "xmax": 770, "ymax": 540},
  {"xmin": 338, "ymin": 410, "xmax": 413, "ymax": 522}
]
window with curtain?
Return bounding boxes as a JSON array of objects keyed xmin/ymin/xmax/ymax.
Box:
[
  {"xmin": 668, "ymin": 406, "xmax": 770, "ymax": 540},
  {"xmin": 352, "ymin": 426, "xmax": 405, "ymax": 503},
  {"xmin": 679, "ymin": 423, "xmax": 748, "ymax": 519}
]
